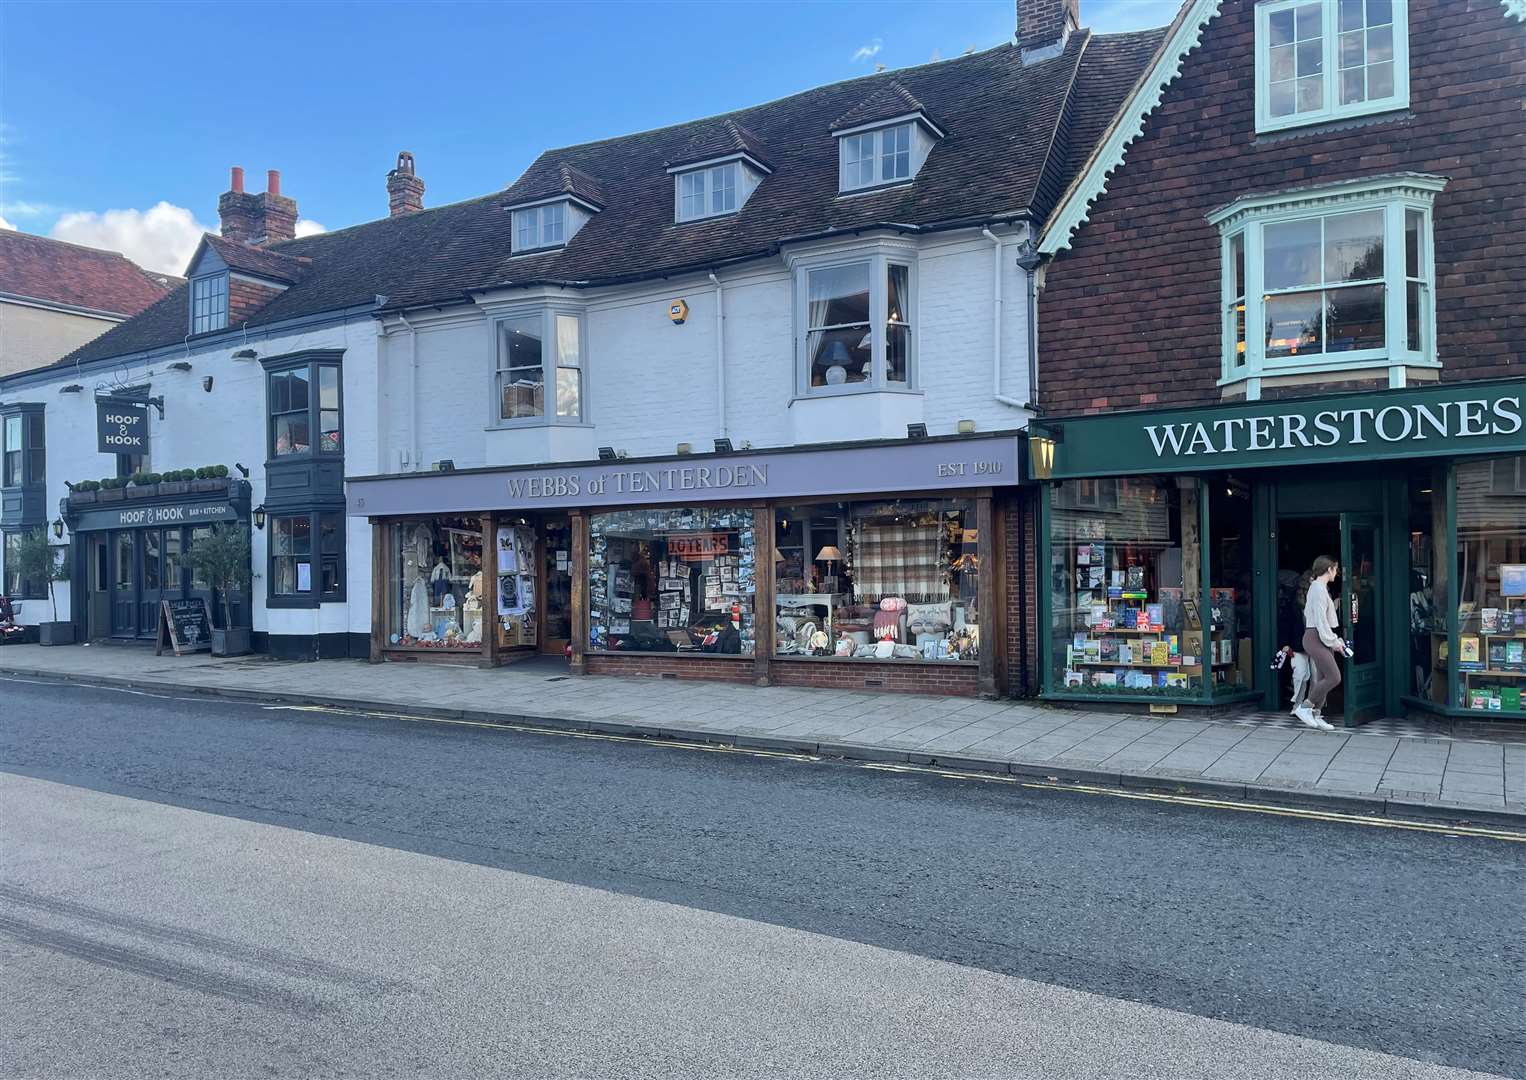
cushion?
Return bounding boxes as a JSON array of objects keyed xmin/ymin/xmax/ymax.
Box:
[
  {"xmin": 879, "ymin": 597, "xmax": 908, "ymax": 612},
  {"xmin": 906, "ymin": 602, "xmax": 952, "ymax": 635}
]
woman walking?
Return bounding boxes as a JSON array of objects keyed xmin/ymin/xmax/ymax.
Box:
[{"xmin": 1295, "ymin": 556, "xmax": 1346, "ymax": 730}]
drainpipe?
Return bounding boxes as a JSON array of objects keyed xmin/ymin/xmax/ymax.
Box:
[
  {"xmin": 1017, "ymin": 490, "xmax": 1029, "ymax": 697},
  {"xmin": 983, "ymin": 228, "xmax": 1027, "ymax": 410},
  {"xmin": 707, "ymin": 272, "xmax": 727, "ymax": 439},
  {"xmin": 1015, "ymin": 242, "xmax": 1042, "ymax": 410},
  {"xmin": 395, "ymin": 312, "xmax": 420, "ymax": 471}
]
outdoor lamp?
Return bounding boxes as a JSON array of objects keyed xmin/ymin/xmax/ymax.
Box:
[
  {"xmin": 1030, "ymin": 425, "xmax": 1063, "ymax": 481},
  {"xmin": 51, "ymin": 519, "xmax": 64, "ymax": 540},
  {"xmin": 253, "ymin": 505, "xmax": 267, "ymax": 530}
]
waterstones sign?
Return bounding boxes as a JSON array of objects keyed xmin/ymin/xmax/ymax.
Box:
[
  {"xmin": 346, "ymin": 434, "xmax": 1024, "ymax": 517},
  {"xmin": 1043, "ymin": 381, "xmax": 1526, "ymax": 479}
]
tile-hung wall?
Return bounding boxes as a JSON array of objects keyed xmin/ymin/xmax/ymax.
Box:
[
  {"xmin": 376, "ymin": 225, "xmax": 1035, "ymax": 474},
  {"xmin": 0, "ymin": 316, "xmax": 380, "ymax": 641}
]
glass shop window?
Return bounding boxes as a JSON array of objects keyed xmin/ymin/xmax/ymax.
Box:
[
  {"xmin": 1454, "ymin": 455, "xmax": 1526, "ymax": 715},
  {"xmin": 588, "ymin": 506, "xmax": 756, "ymax": 656},
  {"xmin": 774, "ymin": 499, "xmax": 979, "ymax": 662},
  {"xmin": 1407, "ymin": 466, "xmax": 1447, "ymax": 707},
  {"xmin": 1049, "ymin": 476, "xmax": 1200, "ymax": 697},
  {"xmin": 1208, "ymin": 478, "xmax": 1255, "ymax": 698},
  {"xmin": 387, "ymin": 516, "xmax": 485, "ymax": 650}
]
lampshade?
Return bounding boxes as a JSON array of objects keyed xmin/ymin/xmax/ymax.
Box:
[
  {"xmin": 815, "ymin": 546, "xmax": 843, "ymax": 562},
  {"xmin": 823, "ymin": 341, "xmax": 852, "ymax": 364}
]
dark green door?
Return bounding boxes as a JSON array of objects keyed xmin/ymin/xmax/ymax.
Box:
[{"xmin": 1341, "ymin": 512, "xmax": 1383, "ymax": 725}]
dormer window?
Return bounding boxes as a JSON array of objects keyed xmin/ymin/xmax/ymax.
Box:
[
  {"xmin": 513, "ymin": 202, "xmax": 567, "ymax": 252},
  {"xmin": 190, "ymin": 273, "xmax": 227, "ymax": 334},
  {"xmin": 667, "ymin": 152, "xmax": 770, "ymax": 224},
  {"xmin": 677, "ymin": 163, "xmax": 738, "ymax": 221},
  {"xmin": 833, "ymin": 111, "xmax": 942, "ymax": 195}
]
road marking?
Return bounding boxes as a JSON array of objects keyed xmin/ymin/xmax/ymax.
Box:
[{"xmin": 264, "ymin": 702, "xmax": 1526, "ymax": 843}]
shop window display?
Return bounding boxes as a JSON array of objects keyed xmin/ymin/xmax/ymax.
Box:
[
  {"xmin": 774, "ymin": 499, "xmax": 980, "ymax": 662},
  {"xmin": 1050, "ymin": 477, "xmax": 1206, "ymax": 697},
  {"xmin": 1453, "ymin": 455, "xmax": 1526, "ymax": 714},
  {"xmin": 387, "ymin": 516, "xmax": 484, "ymax": 650},
  {"xmin": 588, "ymin": 507, "xmax": 756, "ymax": 655},
  {"xmin": 1407, "ymin": 467, "xmax": 1447, "ymax": 706},
  {"xmin": 494, "ymin": 522, "xmax": 538, "ymax": 649}
]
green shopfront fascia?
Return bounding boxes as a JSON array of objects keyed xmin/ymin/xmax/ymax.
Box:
[{"xmin": 1028, "ymin": 379, "xmax": 1526, "ymax": 724}]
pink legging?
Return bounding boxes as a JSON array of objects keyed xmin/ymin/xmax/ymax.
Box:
[{"xmin": 1301, "ymin": 629, "xmax": 1342, "ymax": 709}]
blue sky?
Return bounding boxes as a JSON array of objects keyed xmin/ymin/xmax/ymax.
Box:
[{"xmin": 0, "ymin": 0, "xmax": 1180, "ymax": 273}]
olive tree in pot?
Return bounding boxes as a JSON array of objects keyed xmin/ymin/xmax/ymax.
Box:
[
  {"xmin": 13, "ymin": 528, "xmax": 73, "ymax": 645},
  {"xmin": 184, "ymin": 526, "xmax": 253, "ymax": 656}
]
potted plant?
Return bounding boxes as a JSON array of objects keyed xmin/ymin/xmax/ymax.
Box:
[
  {"xmin": 184, "ymin": 526, "xmax": 253, "ymax": 656},
  {"xmin": 126, "ymin": 471, "xmax": 159, "ymax": 498},
  {"xmin": 191, "ymin": 466, "xmax": 225, "ymax": 493},
  {"xmin": 69, "ymin": 479, "xmax": 100, "ymax": 505},
  {"xmin": 13, "ymin": 528, "xmax": 73, "ymax": 645},
  {"xmin": 97, "ymin": 477, "xmax": 126, "ymax": 502}
]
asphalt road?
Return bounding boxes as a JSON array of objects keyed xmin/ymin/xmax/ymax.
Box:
[{"xmin": 1, "ymin": 676, "xmax": 1522, "ymax": 1079}]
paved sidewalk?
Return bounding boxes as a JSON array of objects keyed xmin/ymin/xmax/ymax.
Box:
[{"xmin": 2, "ymin": 644, "xmax": 1522, "ymax": 828}]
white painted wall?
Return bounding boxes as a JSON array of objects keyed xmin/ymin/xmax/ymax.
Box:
[
  {"xmin": 0, "ymin": 315, "xmax": 379, "ymax": 636},
  {"xmin": 3, "ymin": 223, "xmax": 1033, "ymax": 638}
]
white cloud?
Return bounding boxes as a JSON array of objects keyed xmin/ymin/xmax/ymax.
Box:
[
  {"xmin": 49, "ymin": 201, "xmax": 210, "ymax": 275},
  {"xmin": 851, "ymin": 38, "xmax": 883, "ymax": 63},
  {"xmin": 0, "ymin": 215, "xmax": 14, "ymax": 231},
  {"xmin": 295, "ymin": 219, "xmax": 326, "ymax": 238}
]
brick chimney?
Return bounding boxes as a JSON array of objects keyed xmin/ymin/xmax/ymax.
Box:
[
  {"xmin": 1016, "ymin": 0, "xmax": 1080, "ymax": 62},
  {"xmin": 387, "ymin": 151, "xmax": 425, "ymax": 217},
  {"xmin": 218, "ymin": 167, "xmax": 298, "ymax": 246}
]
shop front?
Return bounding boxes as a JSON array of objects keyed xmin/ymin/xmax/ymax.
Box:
[
  {"xmin": 1030, "ymin": 379, "xmax": 1525, "ymax": 725},
  {"xmin": 347, "ymin": 433, "xmax": 1025, "ymax": 695},
  {"xmin": 61, "ymin": 480, "xmax": 254, "ymax": 643}
]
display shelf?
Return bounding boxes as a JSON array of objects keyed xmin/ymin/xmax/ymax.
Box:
[{"xmin": 1460, "ymin": 669, "xmax": 1526, "ymax": 679}]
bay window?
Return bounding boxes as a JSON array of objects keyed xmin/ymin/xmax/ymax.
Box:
[
  {"xmin": 269, "ymin": 510, "xmax": 344, "ymax": 602},
  {"xmin": 1255, "ymin": 0, "xmax": 1409, "ymax": 133},
  {"xmin": 1209, "ymin": 175, "xmax": 1442, "ymax": 385},
  {"xmin": 797, "ymin": 252, "xmax": 915, "ymax": 393},
  {"xmin": 494, "ymin": 308, "xmax": 585, "ymax": 424},
  {"xmin": 268, "ymin": 358, "xmax": 341, "ymax": 458}
]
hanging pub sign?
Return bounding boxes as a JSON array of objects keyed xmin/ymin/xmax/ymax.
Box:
[{"xmin": 97, "ymin": 399, "xmax": 149, "ymax": 454}]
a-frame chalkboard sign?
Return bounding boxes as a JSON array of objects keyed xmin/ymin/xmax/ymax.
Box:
[{"xmin": 156, "ymin": 598, "xmax": 213, "ymax": 656}]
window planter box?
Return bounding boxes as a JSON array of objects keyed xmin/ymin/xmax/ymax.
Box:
[
  {"xmin": 211, "ymin": 626, "xmax": 251, "ymax": 657},
  {"xmin": 38, "ymin": 621, "xmax": 76, "ymax": 646},
  {"xmin": 125, "ymin": 484, "xmax": 157, "ymax": 499},
  {"xmin": 191, "ymin": 478, "xmax": 227, "ymax": 493},
  {"xmin": 158, "ymin": 481, "xmax": 190, "ymax": 496},
  {"xmin": 96, "ymin": 488, "xmax": 125, "ymax": 503},
  {"xmin": 69, "ymin": 491, "xmax": 97, "ymax": 505}
]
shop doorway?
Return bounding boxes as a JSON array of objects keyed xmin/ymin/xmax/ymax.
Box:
[
  {"xmin": 1275, "ymin": 512, "xmax": 1383, "ymax": 725},
  {"xmin": 540, "ymin": 515, "xmax": 572, "ymax": 656}
]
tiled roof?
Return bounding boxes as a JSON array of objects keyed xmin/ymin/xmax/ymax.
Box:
[
  {"xmin": 502, "ymin": 162, "xmax": 607, "ymax": 210},
  {"xmin": 829, "ymin": 80, "xmax": 938, "ymax": 132},
  {"xmin": 50, "ymin": 32, "xmax": 1165, "ymax": 372},
  {"xmin": 666, "ymin": 118, "xmax": 774, "ymax": 172},
  {"xmin": 0, "ymin": 229, "xmax": 175, "ymax": 316},
  {"xmin": 200, "ymin": 233, "xmax": 309, "ymax": 284}
]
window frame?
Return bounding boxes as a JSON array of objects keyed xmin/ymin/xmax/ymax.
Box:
[
  {"xmin": 1, "ymin": 405, "xmax": 44, "ymax": 490},
  {"xmin": 490, "ymin": 306, "xmax": 588, "ymax": 428},
  {"xmin": 266, "ymin": 509, "xmax": 345, "ymax": 607},
  {"xmin": 838, "ymin": 122, "xmax": 916, "ymax": 193},
  {"xmin": 2, "ymin": 528, "xmax": 48, "ymax": 601},
  {"xmin": 189, "ymin": 272, "xmax": 229, "ymax": 335},
  {"xmin": 1254, "ymin": 0, "xmax": 1410, "ymax": 135},
  {"xmin": 674, "ymin": 161, "xmax": 741, "ymax": 223},
  {"xmin": 1210, "ymin": 178, "xmax": 1441, "ymax": 387},
  {"xmin": 265, "ymin": 356, "xmax": 343, "ymax": 461},
  {"xmin": 793, "ymin": 248, "xmax": 918, "ymax": 397},
  {"xmin": 512, "ymin": 201, "xmax": 568, "ymax": 253}
]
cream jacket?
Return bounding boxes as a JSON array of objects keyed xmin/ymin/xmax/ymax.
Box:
[{"xmin": 1303, "ymin": 579, "xmax": 1343, "ymax": 650}]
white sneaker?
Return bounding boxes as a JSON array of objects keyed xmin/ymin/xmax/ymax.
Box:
[
  {"xmin": 1294, "ymin": 704, "xmax": 1319, "ymax": 728},
  {"xmin": 1313, "ymin": 713, "xmax": 1336, "ymax": 731}
]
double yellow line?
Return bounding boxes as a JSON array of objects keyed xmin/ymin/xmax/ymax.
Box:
[{"xmin": 275, "ymin": 703, "xmax": 1526, "ymax": 844}]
